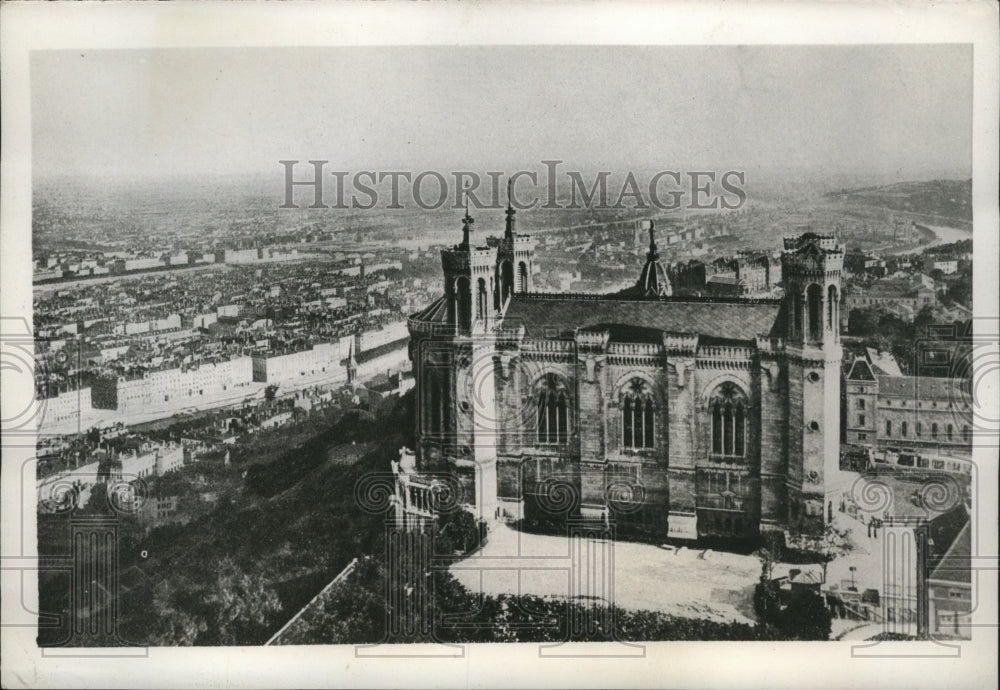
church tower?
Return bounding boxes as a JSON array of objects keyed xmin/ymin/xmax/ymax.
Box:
[
  {"xmin": 780, "ymin": 233, "xmax": 843, "ymax": 535},
  {"xmin": 406, "ymin": 181, "xmax": 538, "ymax": 527},
  {"xmin": 493, "ymin": 181, "xmax": 535, "ymax": 307}
]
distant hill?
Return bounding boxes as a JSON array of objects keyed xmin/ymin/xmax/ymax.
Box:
[{"xmin": 825, "ymin": 179, "xmax": 972, "ymax": 223}]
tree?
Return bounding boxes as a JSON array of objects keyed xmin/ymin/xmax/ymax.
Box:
[
  {"xmin": 205, "ymin": 557, "xmax": 283, "ymax": 645},
  {"xmin": 914, "ymin": 305, "xmax": 936, "ymax": 331},
  {"xmin": 847, "ymin": 308, "xmax": 880, "ymax": 337},
  {"xmin": 436, "ymin": 509, "xmax": 482, "ymax": 557},
  {"xmin": 83, "ymin": 482, "xmax": 111, "ymax": 514},
  {"xmin": 779, "ymin": 590, "xmax": 832, "ymax": 640},
  {"xmin": 795, "ymin": 521, "xmax": 854, "ymax": 583},
  {"xmin": 146, "ymin": 578, "xmax": 209, "ymax": 646}
]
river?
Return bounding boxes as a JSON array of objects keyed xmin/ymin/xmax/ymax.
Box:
[{"xmin": 887, "ymin": 223, "xmax": 972, "ymax": 255}]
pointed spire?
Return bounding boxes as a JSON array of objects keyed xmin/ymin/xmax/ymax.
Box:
[
  {"xmin": 460, "ymin": 189, "xmax": 475, "ymax": 250},
  {"xmin": 346, "ymin": 340, "xmax": 357, "ymax": 384},
  {"xmin": 635, "ymin": 219, "xmax": 672, "ymax": 298},
  {"xmin": 504, "ymin": 177, "xmax": 516, "ymax": 240},
  {"xmin": 645, "ymin": 219, "xmax": 659, "ymax": 261}
]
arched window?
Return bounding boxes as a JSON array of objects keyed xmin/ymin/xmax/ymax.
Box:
[
  {"xmin": 791, "ymin": 287, "xmax": 803, "ymax": 337},
  {"xmin": 712, "ymin": 404, "xmax": 723, "ymax": 453},
  {"xmin": 807, "ymin": 284, "xmax": 823, "ymax": 341},
  {"xmin": 455, "ymin": 276, "xmax": 471, "ymax": 330},
  {"xmin": 476, "ymin": 278, "xmax": 487, "ymax": 321},
  {"xmin": 947, "ymin": 424, "xmax": 954, "ymax": 442},
  {"xmin": 901, "ymin": 421, "xmax": 908, "ymax": 438},
  {"xmin": 931, "ymin": 423, "xmax": 938, "ymax": 440},
  {"xmin": 536, "ymin": 374, "xmax": 569, "ymax": 445},
  {"xmin": 710, "ymin": 382, "xmax": 747, "ymax": 457},
  {"xmin": 916, "ymin": 422, "xmax": 922, "ymax": 436},
  {"xmin": 622, "ymin": 378, "xmax": 655, "ymax": 449},
  {"xmin": 501, "ymin": 261, "xmax": 514, "ymax": 308},
  {"xmin": 886, "ymin": 420, "xmax": 892, "ymax": 437},
  {"xmin": 962, "ymin": 426, "xmax": 970, "ymax": 442},
  {"xmin": 827, "ymin": 285, "xmax": 837, "ymax": 330},
  {"xmin": 517, "ymin": 261, "xmax": 528, "ymax": 293}
]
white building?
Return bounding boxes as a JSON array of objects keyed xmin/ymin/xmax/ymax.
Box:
[
  {"xmin": 94, "ymin": 356, "xmax": 258, "ymax": 416},
  {"xmin": 933, "ymin": 260, "xmax": 958, "ymax": 275},
  {"xmin": 356, "ymin": 321, "xmax": 408, "ymax": 353},
  {"xmin": 251, "ymin": 342, "xmax": 346, "ymax": 390}
]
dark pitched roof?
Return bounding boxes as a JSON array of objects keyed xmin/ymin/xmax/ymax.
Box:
[
  {"xmin": 409, "ymin": 295, "xmax": 448, "ymax": 324},
  {"xmin": 847, "ymin": 358, "xmax": 876, "ymax": 381},
  {"xmin": 877, "ymin": 375, "xmax": 967, "ymax": 402},
  {"xmin": 927, "ymin": 504, "xmax": 971, "ymax": 585},
  {"xmin": 502, "ymin": 294, "xmax": 783, "ymax": 342}
]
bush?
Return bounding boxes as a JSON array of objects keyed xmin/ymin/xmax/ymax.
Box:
[{"xmin": 779, "ymin": 590, "xmax": 832, "ymax": 641}]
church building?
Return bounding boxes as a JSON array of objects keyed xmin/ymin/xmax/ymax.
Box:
[{"xmin": 406, "ymin": 200, "xmax": 843, "ymax": 540}]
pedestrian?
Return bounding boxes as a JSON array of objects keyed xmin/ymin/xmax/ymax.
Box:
[{"xmin": 867, "ymin": 520, "xmax": 873, "ymax": 538}]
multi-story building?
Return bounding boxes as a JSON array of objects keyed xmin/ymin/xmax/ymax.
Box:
[
  {"xmin": 356, "ymin": 321, "xmax": 408, "ymax": 353},
  {"xmin": 92, "ymin": 355, "xmax": 257, "ymax": 415},
  {"xmin": 672, "ymin": 251, "xmax": 781, "ymax": 298},
  {"xmin": 844, "ymin": 277, "xmax": 937, "ymax": 322},
  {"xmin": 405, "ymin": 203, "xmax": 844, "ymax": 541},
  {"xmin": 251, "ymin": 342, "xmax": 346, "ymax": 389},
  {"xmin": 37, "ymin": 387, "xmax": 94, "ymax": 429},
  {"xmin": 844, "ymin": 349, "xmax": 972, "ymax": 454}
]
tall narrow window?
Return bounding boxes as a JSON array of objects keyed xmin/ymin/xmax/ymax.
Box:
[
  {"xmin": 536, "ymin": 391, "xmax": 547, "ymax": 442},
  {"xmin": 807, "ymin": 284, "xmax": 823, "ymax": 341},
  {"xmin": 828, "ymin": 285, "xmax": 838, "ymax": 331},
  {"xmin": 456, "ymin": 276, "xmax": 471, "ymax": 330},
  {"xmin": 734, "ymin": 405, "xmax": 745, "ymax": 456},
  {"xmin": 643, "ymin": 398, "xmax": 655, "ymax": 448},
  {"xmin": 792, "ymin": 290, "xmax": 803, "ymax": 336},
  {"xmin": 710, "ymin": 383, "xmax": 747, "ymax": 458},
  {"xmin": 931, "ymin": 423, "xmax": 938, "ymax": 440},
  {"xmin": 501, "ymin": 261, "xmax": 514, "ymax": 307},
  {"xmin": 886, "ymin": 420, "xmax": 892, "ymax": 437},
  {"xmin": 947, "ymin": 424, "xmax": 954, "ymax": 442},
  {"xmin": 963, "ymin": 426, "xmax": 970, "ymax": 442},
  {"xmin": 901, "ymin": 421, "xmax": 908, "ymax": 438},
  {"xmin": 622, "ymin": 379, "xmax": 655, "ymax": 449},
  {"xmin": 712, "ymin": 404, "xmax": 722, "ymax": 454},
  {"xmin": 517, "ymin": 261, "xmax": 528, "ymax": 293},
  {"xmin": 476, "ymin": 278, "xmax": 487, "ymax": 321},
  {"xmin": 557, "ymin": 392, "xmax": 568, "ymax": 444},
  {"xmin": 623, "ymin": 398, "xmax": 634, "ymax": 448},
  {"xmin": 723, "ymin": 404, "xmax": 734, "ymax": 454},
  {"xmin": 916, "ymin": 422, "xmax": 922, "ymax": 436},
  {"xmin": 536, "ymin": 374, "xmax": 569, "ymax": 445}
]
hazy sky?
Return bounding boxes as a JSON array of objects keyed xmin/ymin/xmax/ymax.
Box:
[{"xmin": 32, "ymin": 45, "xmax": 972, "ymax": 181}]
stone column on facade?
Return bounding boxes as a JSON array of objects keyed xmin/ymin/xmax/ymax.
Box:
[{"xmin": 665, "ymin": 344, "xmax": 698, "ymax": 540}]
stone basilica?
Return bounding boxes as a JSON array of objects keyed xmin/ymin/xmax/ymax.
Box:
[{"xmin": 405, "ymin": 201, "xmax": 843, "ymax": 540}]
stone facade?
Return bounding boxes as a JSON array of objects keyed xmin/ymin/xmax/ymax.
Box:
[
  {"xmin": 844, "ymin": 351, "xmax": 972, "ymax": 455},
  {"xmin": 407, "ymin": 207, "xmax": 843, "ymax": 541}
]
